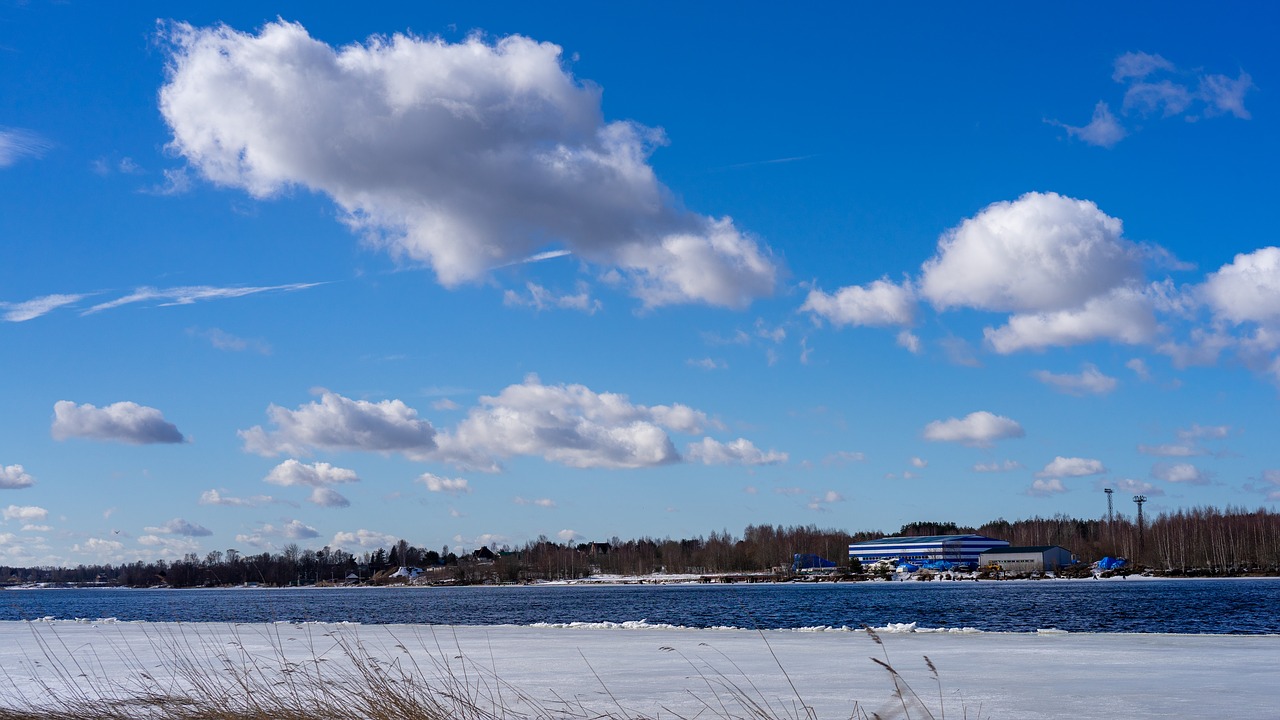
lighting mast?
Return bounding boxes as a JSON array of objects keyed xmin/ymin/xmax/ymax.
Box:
[{"xmin": 1133, "ymin": 495, "xmax": 1147, "ymax": 563}]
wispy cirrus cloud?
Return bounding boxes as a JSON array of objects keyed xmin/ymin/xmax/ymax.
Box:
[
  {"xmin": 84, "ymin": 282, "xmax": 324, "ymax": 315},
  {"xmin": 0, "ymin": 127, "xmax": 51, "ymax": 167},
  {"xmin": 1, "ymin": 294, "xmax": 87, "ymax": 322},
  {"xmin": 5, "ymin": 283, "xmax": 322, "ymax": 322},
  {"xmin": 1053, "ymin": 51, "xmax": 1254, "ymax": 148}
]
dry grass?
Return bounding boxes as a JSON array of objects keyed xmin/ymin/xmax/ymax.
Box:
[{"xmin": 0, "ymin": 624, "xmax": 983, "ymax": 720}]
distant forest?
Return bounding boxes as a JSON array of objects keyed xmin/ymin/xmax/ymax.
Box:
[{"xmin": 5, "ymin": 505, "xmax": 1279, "ymax": 587}]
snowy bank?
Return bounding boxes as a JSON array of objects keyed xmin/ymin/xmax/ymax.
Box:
[{"xmin": 0, "ymin": 621, "xmax": 1276, "ymax": 718}]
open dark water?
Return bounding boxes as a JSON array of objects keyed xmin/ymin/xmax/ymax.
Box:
[{"xmin": 3, "ymin": 579, "xmax": 1278, "ymax": 634}]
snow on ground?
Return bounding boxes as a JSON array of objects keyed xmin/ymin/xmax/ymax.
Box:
[{"xmin": 0, "ymin": 621, "xmax": 1276, "ymax": 719}]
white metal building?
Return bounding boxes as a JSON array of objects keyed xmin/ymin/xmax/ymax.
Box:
[
  {"xmin": 848, "ymin": 534, "xmax": 1009, "ymax": 566},
  {"xmin": 978, "ymin": 545, "xmax": 1076, "ymax": 572}
]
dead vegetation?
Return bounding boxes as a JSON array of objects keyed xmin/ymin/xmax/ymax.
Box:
[{"xmin": 0, "ymin": 624, "xmax": 982, "ymax": 720}]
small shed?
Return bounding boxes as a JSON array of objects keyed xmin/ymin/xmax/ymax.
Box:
[{"xmin": 979, "ymin": 545, "xmax": 1075, "ymax": 572}]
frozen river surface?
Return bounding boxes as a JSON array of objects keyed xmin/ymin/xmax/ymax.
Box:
[{"xmin": 0, "ymin": 620, "xmax": 1276, "ymax": 719}]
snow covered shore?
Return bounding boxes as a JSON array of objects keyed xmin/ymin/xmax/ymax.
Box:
[{"xmin": 0, "ymin": 621, "xmax": 1275, "ymax": 719}]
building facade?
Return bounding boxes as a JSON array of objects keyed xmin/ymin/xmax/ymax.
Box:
[
  {"xmin": 978, "ymin": 545, "xmax": 1076, "ymax": 572},
  {"xmin": 848, "ymin": 534, "xmax": 1010, "ymax": 566}
]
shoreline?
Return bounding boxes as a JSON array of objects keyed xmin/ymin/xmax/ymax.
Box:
[{"xmin": 7, "ymin": 570, "xmax": 1280, "ymax": 591}]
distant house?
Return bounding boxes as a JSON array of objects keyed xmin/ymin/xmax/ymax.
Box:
[
  {"xmin": 849, "ymin": 534, "xmax": 1009, "ymax": 567},
  {"xmin": 389, "ymin": 566, "xmax": 423, "ymax": 579},
  {"xmin": 979, "ymin": 546, "xmax": 1076, "ymax": 572}
]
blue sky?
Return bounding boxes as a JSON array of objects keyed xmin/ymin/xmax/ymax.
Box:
[{"xmin": 3, "ymin": 2, "xmax": 1278, "ymax": 565}]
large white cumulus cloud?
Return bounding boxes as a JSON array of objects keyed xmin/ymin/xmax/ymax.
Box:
[
  {"xmin": 159, "ymin": 21, "xmax": 776, "ymax": 308},
  {"xmin": 240, "ymin": 391, "xmax": 437, "ymax": 457},
  {"xmin": 921, "ymin": 192, "xmax": 1139, "ymax": 313},
  {"xmin": 437, "ymin": 376, "xmax": 694, "ymax": 470}
]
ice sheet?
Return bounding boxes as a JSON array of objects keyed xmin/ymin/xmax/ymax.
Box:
[{"xmin": 0, "ymin": 620, "xmax": 1275, "ymax": 719}]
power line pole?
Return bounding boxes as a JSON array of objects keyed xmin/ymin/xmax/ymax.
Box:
[
  {"xmin": 1104, "ymin": 488, "xmax": 1114, "ymax": 524},
  {"xmin": 1133, "ymin": 495, "xmax": 1147, "ymax": 564}
]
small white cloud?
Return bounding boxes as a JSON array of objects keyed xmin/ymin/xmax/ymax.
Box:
[
  {"xmin": 685, "ymin": 437, "xmax": 787, "ymax": 466},
  {"xmin": 1137, "ymin": 444, "xmax": 1201, "ymax": 458},
  {"xmin": 330, "ymin": 529, "xmax": 399, "ymax": 551},
  {"xmin": 21, "ymin": 524, "xmax": 52, "ymax": 532},
  {"xmin": 806, "ymin": 490, "xmax": 845, "ymax": 511},
  {"xmin": 923, "ymin": 411, "xmax": 1024, "ymax": 448},
  {"xmin": 940, "ymin": 336, "xmax": 981, "ymax": 367},
  {"xmin": 418, "ymin": 473, "xmax": 471, "ymax": 496},
  {"xmin": 1033, "ymin": 363, "xmax": 1119, "ymax": 396},
  {"xmin": 1108, "ymin": 478, "xmax": 1165, "ymax": 497},
  {"xmin": 431, "ymin": 398, "xmax": 461, "ymax": 411},
  {"xmin": 774, "ymin": 487, "xmax": 806, "ymax": 496},
  {"xmin": 236, "ymin": 520, "xmax": 321, "ymax": 547},
  {"xmin": 972, "ymin": 460, "xmax": 1023, "ymax": 473},
  {"xmin": 514, "ymin": 496, "xmax": 556, "ymax": 508},
  {"xmin": 1, "ymin": 293, "xmax": 85, "ymax": 322},
  {"xmin": 51, "ymin": 400, "xmax": 185, "ymax": 445},
  {"xmin": 557, "ymin": 529, "xmax": 579, "ymax": 542},
  {"xmin": 1152, "ymin": 462, "xmax": 1210, "ymax": 485},
  {"xmin": 687, "ymin": 357, "xmax": 727, "ymax": 371},
  {"xmin": 1198, "ymin": 72, "xmax": 1254, "ymax": 119},
  {"xmin": 1176, "ymin": 424, "xmax": 1230, "ymax": 442},
  {"xmin": 2, "ymin": 505, "xmax": 48, "ymax": 522},
  {"xmin": 802, "ymin": 278, "xmax": 916, "ymax": 327},
  {"xmin": 896, "ymin": 330, "xmax": 922, "ymax": 354},
  {"xmin": 1027, "ymin": 478, "xmax": 1068, "ymax": 497},
  {"xmin": 1056, "ymin": 101, "xmax": 1127, "ymax": 148},
  {"xmin": 1126, "ymin": 358, "xmax": 1152, "ymax": 381},
  {"xmin": 910, "ymin": 457, "xmax": 928, "ymax": 469},
  {"xmin": 823, "ymin": 451, "xmax": 866, "ymax": 466},
  {"xmin": 198, "ymin": 489, "xmax": 277, "ymax": 507},
  {"xmin": 264, "ymin": 459, "xmax": 360, "ymax": 487},
  {"xmin": 1112, "ymin": 52, "xmax": 1175, "ymax": 82},
  {"xmin": 503, "ymin": 282, "xmax": 601, "ymax": 314},
  {"xmin": 72, "ymin": 537, "xmax": 124, "ymax": 557},
  {"xmin": 309, "ymin": 487, "xmax": 351, "ymax": 507},
  {"xmin": 283, "ymin": 519, "xmax": 320, "ymax": 539},
  {"xmin": 1036, "ymin": 457, "xmax": 1106, "ymax": 478},
  {"xmin": 190, "ymin": 327, "xmax": 272, "ymax": 354},
  {"xmin": 144, "ymin": 518, "xmax": 213, "ymax": 537},
  {"xmin": 0, "ymin": 464, "xmax": 35, "ymax": 489}
]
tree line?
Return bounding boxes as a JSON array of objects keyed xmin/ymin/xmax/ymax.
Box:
[{"xmin": 4, "ymin": 505, "xmax": 1279, "ymax": 587}]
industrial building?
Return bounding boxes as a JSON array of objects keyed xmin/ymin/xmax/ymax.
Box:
[
  {"xmin": 848, "ymin": 534, "xmax": 1010, "ymax": 567},
  {"xmin": 978, "ymin": 545, "xmax": 1076, "ymax": 572}
]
